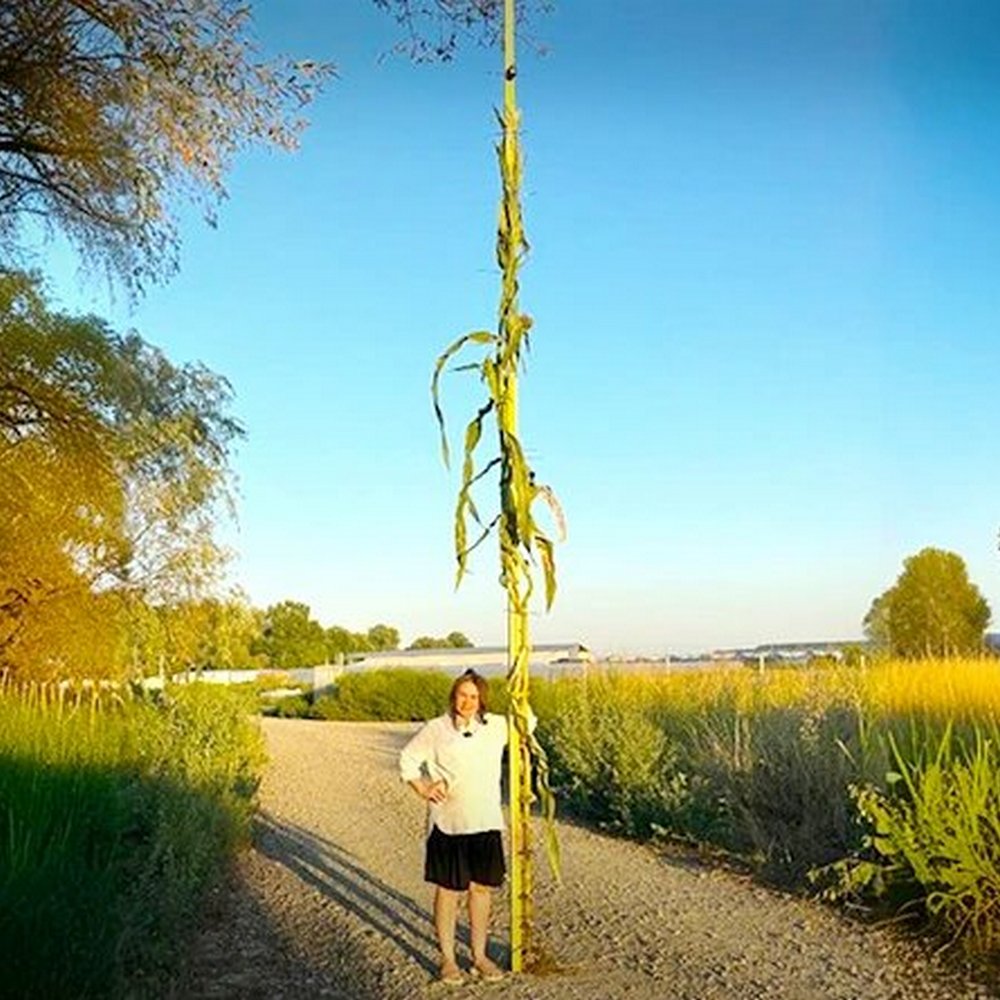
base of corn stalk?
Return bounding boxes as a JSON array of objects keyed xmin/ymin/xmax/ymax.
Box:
[{"xmin": 507, "ymin": 711, "xmax": 535, "ymax": 971}]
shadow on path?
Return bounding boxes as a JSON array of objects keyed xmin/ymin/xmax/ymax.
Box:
[
  {"xmin": 175, "ymin": 850, "xmax": 392, "ymax": 1000},
  {"xmin": 254, "ymin": 811, "xmax": 442, "ymax": 977}
]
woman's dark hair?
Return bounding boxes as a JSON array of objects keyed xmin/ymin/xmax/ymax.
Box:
[{"xmin": 449, "ymin": 669, "xmax": 488, "ymax": 724}]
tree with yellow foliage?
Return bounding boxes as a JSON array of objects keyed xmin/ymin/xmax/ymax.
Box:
[{"xmin": 0, "ymin": 271, "xmax": 241, "ymax": 678}]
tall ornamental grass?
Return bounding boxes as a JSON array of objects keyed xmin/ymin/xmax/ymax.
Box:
[{"xmin": 0, "ymin": 684, "xmax": 265, "ymax": 999}]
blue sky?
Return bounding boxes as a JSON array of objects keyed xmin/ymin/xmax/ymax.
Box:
[{"xmin": 42, "ymin": 1, "xmax": 1000, "ymax": 655}]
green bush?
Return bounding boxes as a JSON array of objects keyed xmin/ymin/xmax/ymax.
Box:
[
  {"xmin": 0, "ymin": 684, "xmax": 264, "ymax": 999},
  {"xmin": 270, "ymin": 693, "xmax": 314, "ymax": 718},
  {"xmin": 540, "ymin": 675, "xmax": 689, "ymax": 837},
  {"xmin": 314, "ymin": 668, "xmax": 455, "ymax": 721}
]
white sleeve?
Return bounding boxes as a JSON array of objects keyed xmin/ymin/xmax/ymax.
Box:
[{"xmin": 399, "ymin": 720, "xmax": 436, "ymax": 783}]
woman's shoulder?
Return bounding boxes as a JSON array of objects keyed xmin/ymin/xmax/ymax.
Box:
[
  {"xmin": 412, "ymin": 713, "xmax": 451, "ymax": 735},
  {"xmin": 483, "ymin": 712, "xmax": 507, "ymax": 730}
]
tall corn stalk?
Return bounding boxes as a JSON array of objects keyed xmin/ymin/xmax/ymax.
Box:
[{"xmin": 431, "ymin": 0, "xmax": 561, "ymax": 972}]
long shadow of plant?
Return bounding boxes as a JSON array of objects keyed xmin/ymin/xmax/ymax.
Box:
[{"xmin": 254, "ymin": 811, "xmax": 443, "ymax": 976}]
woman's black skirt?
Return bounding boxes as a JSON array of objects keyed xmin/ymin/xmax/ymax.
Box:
[{"xmin": 424, "ymin": 825, "xmax": 506, "ymax": 890}]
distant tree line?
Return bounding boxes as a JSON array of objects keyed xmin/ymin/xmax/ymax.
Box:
[{"xmin": 249, "ymin": 600, "xmax": 473, "ymax": 671}]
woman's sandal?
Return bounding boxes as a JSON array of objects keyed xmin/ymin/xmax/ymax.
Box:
[
  {"xmin": 469, "ymin": 960, "xmax": 505, "ymax": 983},
  {"xmin": 438, "ymin": 963, "xmax": 464, "ymax": 985}
]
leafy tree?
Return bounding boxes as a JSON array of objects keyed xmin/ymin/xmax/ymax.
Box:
[
  {"xmin": 840, "ymin": 644, "xmax": 868, "ymax": 669},
  {"xmin": 367, "ymin": 623, "xmax": 400, "ymax": 651},
  {"xmin": 407, "ymin": 636, "xmax": 441, "ymax": 650},
  {"xmin": 325, "ymin": 625, "xmax": 373, "ymax": 661},
  {"xmin": 325, "ymin": 625, "xmax": 355, "ymax": 662},
  {"xmin": 158, "ymin": 595, "xmax": 263, "ymax": 673},
  {"xmin": 407, "ymin": 632, "xmax": 474, "ymax": 650},
  {"xmin": 352, "ymin": 631, "xmax": 373, "ymax": 654},
  {"xmin": 0, "ymin": 1, "xmax": 331, "ymax": 291},
  {"xmin": 0, "ymin": 271, "xmax": 241, "ymax": 678},
  {"xmin": 254, "ymin": 600, "xmax": 327, "ymax": 670},
  {"xmin": 116, "ymin": 591, "xmax": 262, "ymax": 678},
  {"xmin": 862, "ymin": 594, "xmax": 891, "ymax": 653},
  {"xmin": 864, "ymin": 548, "xmax": 991, "ymax": 658}
]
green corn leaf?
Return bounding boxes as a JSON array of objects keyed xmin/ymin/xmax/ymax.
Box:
[
  {"xmin": 482, "ymin": 357, "xmax": 500, "ymax": 399},
  {"xmin": 535, "ymin": 534, "xmax": 556, "ymax": 610},
  {"xmin": 431, "ymin": 330, "xmax": 496, "ymax": 468},
  {"xmin": 460, "ymin": 514, "xmax": 501, "ymax": 563},
  {"xmin": 454, "ymin": 479, "xmax": 472, "ymax": 587},
  {"xmin": 462, "ymin": 401, "xmax": 493, "ymax": 483}
]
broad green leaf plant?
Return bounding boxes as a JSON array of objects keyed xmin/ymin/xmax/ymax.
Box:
[{"xmin": 431, "ymin": 0, "xmax": 562, "ymax": 972}]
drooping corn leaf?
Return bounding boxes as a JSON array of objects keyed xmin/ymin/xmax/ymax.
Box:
[{"xmin": 431, "ymin": 330, "xmax": 496, "ymax": 467}]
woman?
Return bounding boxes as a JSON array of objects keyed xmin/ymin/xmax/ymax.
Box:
[{"xmin": 399, "ymin": 669, "xmax": 511, "ymax": 984}]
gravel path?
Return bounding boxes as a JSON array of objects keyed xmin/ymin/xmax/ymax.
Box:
[{"xmin": 179, "ymin": 718, "xmax": 997, "ymax": 999}]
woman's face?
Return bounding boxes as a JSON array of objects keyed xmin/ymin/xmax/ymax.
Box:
[{"xmin": 454, "ymin": 680, "xmax": 480, "ymax": 721}]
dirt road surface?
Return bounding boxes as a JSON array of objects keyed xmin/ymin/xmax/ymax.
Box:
[{"xmin": 178, "ymin": 718, "xmax": 996, "ymax": 1000}]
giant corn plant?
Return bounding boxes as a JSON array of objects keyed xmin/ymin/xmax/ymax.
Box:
[{"xmin": 431, "ymin": 0, "xmax": 561, "ymax": 971}]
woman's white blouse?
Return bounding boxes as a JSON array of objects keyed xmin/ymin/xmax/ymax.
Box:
[{"xmin": 399, "ymin": 712, "xmax": 510, "ymax": 835}]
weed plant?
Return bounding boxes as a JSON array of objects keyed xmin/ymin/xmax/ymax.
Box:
[
  {"xmin": 0, "ymin": 684, "xmax": 264, "ymax": 999},
  {"xmin": 830, "ymin": 720, "xmax": 1000, "ymax": 952}
]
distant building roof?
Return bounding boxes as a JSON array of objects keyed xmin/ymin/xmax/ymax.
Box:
[
  {"xmin": 710, "ymin": 639, "xmax": 865, "ymax": 660},
  {"xmin": 349, "ymin": 642, "xmax": 592, "ymax": 678}
]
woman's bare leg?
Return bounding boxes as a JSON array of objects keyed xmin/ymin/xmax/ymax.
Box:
[
  {"xmin": 434, "ymin": 887, "xmax": 461, "ymax": 974},
  {"xmin": 468, "ymin": 882, "xmax": 502, "ymax": 973}
]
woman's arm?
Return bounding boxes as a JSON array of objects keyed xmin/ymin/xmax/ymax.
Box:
[
  {"xmin": 400, "ymin": 719, "xmax": 448, "ymax": 802},
  {"xmin": 408, "ymin": 776, "xmax": 448, "ymax": 803}
]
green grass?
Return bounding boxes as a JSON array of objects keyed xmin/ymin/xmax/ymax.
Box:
[{"xmin": 0, "ymin": 684, "xmax": 264, "ymax": 999}]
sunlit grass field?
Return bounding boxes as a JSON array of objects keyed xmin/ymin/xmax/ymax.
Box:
[
  {"xmin": 0, "ymin": 684, "xmax": 265, "ymax": 999},
  {"xmin": 535, "ymin": 658, "xmax": 1000, "ymax": 956}
]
